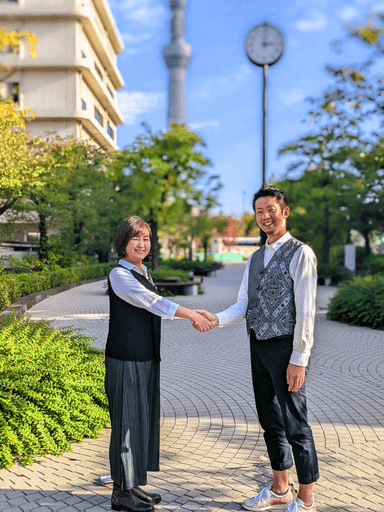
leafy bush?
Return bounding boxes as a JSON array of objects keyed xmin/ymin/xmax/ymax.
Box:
[
  {"xmin": 0, "ymin": 263, "xmax": 114, "ymax": 312},
  {"xmin": 151, "ymin": 267, "xmax": 191, "ymax": 282},
  {"xmin": 0, "ymin": 317, "xmax": 109, "ymax": 468},
  {"xmin": 327, "ymin": 275, "xmax": 384, "ymax": 329},
  {"xmin": 361, "ymin": 254, "xmax": 384, "ymax": 275},
  {"xmin": 317, "ymin": 262, "xmax": 349, "ymax": 283},
  {"xmin": 160, "ymin": 259, "xmax": 222, "ymax": 272}
]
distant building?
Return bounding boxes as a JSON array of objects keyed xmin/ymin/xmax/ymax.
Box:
[
  {"xmin": 211, "ymin": 236, "xmax": 261, "ymax": 260},
  {"xmin": 0, "ymin": 0, "xmax": 124, "ymax": 152}
]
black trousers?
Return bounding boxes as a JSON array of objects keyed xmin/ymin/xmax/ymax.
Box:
[{"xmin": 250, "ymin": 333, "xmax": 319, "ymax": 485}]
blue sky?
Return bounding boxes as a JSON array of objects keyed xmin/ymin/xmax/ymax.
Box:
[{"xmin": 108, "ymin": 0, "xmax": 384, "ymax": 215}]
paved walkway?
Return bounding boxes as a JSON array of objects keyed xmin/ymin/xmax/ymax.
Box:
[{"xmin": 1, "ymin": 263, "xmax": 384, "ymax": 511}]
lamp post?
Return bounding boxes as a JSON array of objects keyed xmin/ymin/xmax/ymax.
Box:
[{"xmin": 245, "ymin": 22, "xmax": 284, "ymax": 186}]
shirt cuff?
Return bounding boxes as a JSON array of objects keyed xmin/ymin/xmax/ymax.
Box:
[
  {"xmin": 289, "ymin": 349, "xmax": 310, "ymax": 367},
  {"xmin": 168, "ymin": 301, "xmax": 180, "ymax": 320},
  {"xmin": 216, "ymin": 312, "xmax": 226, "ymax": 327}
]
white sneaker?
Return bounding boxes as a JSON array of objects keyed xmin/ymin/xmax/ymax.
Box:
[
  {"xmin": 242, "ymin": 487, "xmax": 294, "ymax": 511},
  {"xmin": 284, "ymin": 498, "xmax": 316, "ymax": 511}
]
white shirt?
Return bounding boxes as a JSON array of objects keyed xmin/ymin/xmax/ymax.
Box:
[
  {"xmin": 109, "ymin": 259, "xmax": 179, "ymax": 320},
  {"xmin": 216, "ymin": 232, "xmax": 317, "ymax": 367}
]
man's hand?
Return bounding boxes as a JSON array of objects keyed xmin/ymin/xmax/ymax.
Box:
[
  {"xmin": 286, "ymin": 363, "xmax": 306, "ymax": 392},
  {"xmin": 191, "ymin": 310, "xmax": 219, "ymax": 332},
  {"xmin": 195, "ymin": 310, "xmax": 219, "ymax": 328}
]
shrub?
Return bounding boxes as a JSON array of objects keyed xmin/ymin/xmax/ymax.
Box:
[
  {"xmin": 160, "ymin": 259, "xmax": 222, "ymax": 272},
  {"xmin": 317, "ymin": 262, "xmax": 349, "ymax": 283},
  {"xmin": 0, "ymin": 317, "xmax": 109, "ymax": 468},
  {"xmin": 0, "ymin": 263, "xmax": 114, "ymax": 312},
  {"xmin": 151, "ymin": 267, "xmax": 191, "ymax": 282},
  {"xmin": 327, "ymin": 275, "xmax": 384, "ymax": 330},
  {"xmin": 361, "ymin": 254, "xmax": 384, "ymax": 275}
]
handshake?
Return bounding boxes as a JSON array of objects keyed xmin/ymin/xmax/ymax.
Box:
[{"xmin": 190, "ymin": 310, "xmax": 219, "ymax": 332}]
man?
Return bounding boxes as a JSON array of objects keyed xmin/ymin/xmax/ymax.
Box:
[{"xmin": 200, "ymin": 186, "xmax": 319, "ymax": 512}]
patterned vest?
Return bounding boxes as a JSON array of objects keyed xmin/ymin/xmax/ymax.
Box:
[{"xmin": 246, "ymin": 237, "xmax": 303, "ymax": 340}]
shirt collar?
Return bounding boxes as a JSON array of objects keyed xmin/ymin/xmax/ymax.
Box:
[
  {"xmin": 265, "ymin": 231, "xmax": 292, "ymax": 251},
  {"xmin": 118, "ymin": 258, "xmax": 148, "ymax": 277}
]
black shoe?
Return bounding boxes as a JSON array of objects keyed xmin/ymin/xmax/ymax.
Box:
[
  {"xmin": 132, "ymin": 486, "xmax": 161, "ymax": 505},
  {"xmin": 111, "ymin": 484, "xmax": 154, "ymax": 512}
]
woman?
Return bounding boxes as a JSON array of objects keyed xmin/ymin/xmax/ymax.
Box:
[{"xmin": 105, "ymin": 216, "xmax": 211, "ymax": 512}]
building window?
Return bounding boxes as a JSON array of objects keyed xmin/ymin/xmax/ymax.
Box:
[
  {"xmin": 94, "ymin": 62, "xmax": 103, "ymax": 81},
  {"xmin": 0, "ymin": 44, "xmax": 15, "ymax": 53},
  {"xmin": 94, "ymin": 106, "xmax": 103, "ymax": 126},
  {"xmin": 81, "ymin": 50, "xmax": 86, "ymax": 59},
  {"xmin": 27, "ymin": 232, "xmax": 40, "ymax": 242},
  {"xmin": 8, "ymin": 82, "xmax": 19, "ymax": 102},
  {"xmin": 107, "ymin": 84, "xmax": 114, "ymax": 99},
  {"xmin": 107, "ymin": 121, "xmax": 115, "ymax": 140},
  {"xmin": 81, "ymin": 98, "xmax": 87, "ymax": 110}
]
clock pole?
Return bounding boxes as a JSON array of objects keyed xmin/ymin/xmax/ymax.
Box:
[
  {"xmin": 262, "ymin": 64, "xmax": 267, "ymax": 186},
  {"xmin": 245, "ymin": 22, "xmax": 284, "ymax": 189}
]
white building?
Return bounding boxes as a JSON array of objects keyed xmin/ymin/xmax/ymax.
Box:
[{"xmin": 0, "ymin": 0, "xmax": 124, "ymax": 152}]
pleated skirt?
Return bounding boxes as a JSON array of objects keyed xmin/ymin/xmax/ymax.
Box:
[{"xmin": 104, "ymin": 356, "xmax": 160, "ymax": 489}]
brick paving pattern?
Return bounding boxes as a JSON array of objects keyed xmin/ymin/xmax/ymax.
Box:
[{"xmin": 1, "ymin": 263, "xmax": 383, "ymax": 511}]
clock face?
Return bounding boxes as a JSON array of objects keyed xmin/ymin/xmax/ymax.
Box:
[{"xmin": 246, "ymin": 23, "xmax": 284, "ymax": 67}]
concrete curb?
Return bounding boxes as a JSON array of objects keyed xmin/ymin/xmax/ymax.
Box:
[{"xmin": 0, "ymin": 276, "xmax": 107, "ymax": 322}]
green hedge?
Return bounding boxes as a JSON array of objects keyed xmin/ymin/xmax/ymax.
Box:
[
  {"xmin": 327, "ymin": 275, "xmax": 384, "ymax": 330},
  {"xmin": 0, "ymin": 317, "xmax": 109, "ymax": 468},
  {"xmin": 0, "ymin": 263, "xmax": 114, "ymax": 312},
  {"xmin": 361, "ymin": 254, "xmax": 384, "ymax": 275},
  {"xmin": 151, "ymin": 267, "xmax": 191, "ymax": 282},
  {"xmin": 160, "ymin": 259, "xmax": 223, "ymax": 272}
]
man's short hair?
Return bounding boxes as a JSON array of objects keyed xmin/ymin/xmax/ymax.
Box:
[{"xmin": 252, "ymin": 186, "xmax": 289, "ymax": 212}]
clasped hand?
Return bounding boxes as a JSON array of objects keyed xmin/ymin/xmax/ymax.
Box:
[{"xmin": 190, "ymin": 310, "xmax": 219, "ymax": 332}]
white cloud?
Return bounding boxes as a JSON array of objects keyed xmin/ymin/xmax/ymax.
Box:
[
  {"xmin": 110, "ymin": 0, "xmax": 166, "ymax": 26},
  {"xmin": 121, "ymin": 32, "xmax": 152, "ymax": 44},
  {"xmin": 117, "ymin": 91, "xmax": 165, "ymax": 124},
  {"xmin": 295, "ymin": 9, "xmax": 327, "ymax": 31},
  {"xmin": 193, "ymin": 64, "xmax": 252, "ymax": 100},
  {"xmin": 189, "ymin": 120, "xmax": 221, "ymax": 131},
  {"xmin": 338, "ymin": 6, "xmax": 360, "ymax": 21},
  {"xmin": 120, "ymin": 32, "xmax": 152, "ymax": 54},
  {"xmin": 278, "ymin": 88, "xmax": 306, "ymax": 106}
]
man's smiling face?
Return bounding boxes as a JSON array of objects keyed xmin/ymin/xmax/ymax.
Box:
[{"xmin": 254, "ymin": 196, "xmax": 290, "ymax": 242}]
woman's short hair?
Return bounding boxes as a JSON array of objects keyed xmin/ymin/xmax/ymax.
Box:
[
  {"xmin": 113, "ymin": 216, "xmax": 151, "ymax": 258},
  {"xmin": 252, "ymin": 186, "xmax": 289, "ymax": 212}
]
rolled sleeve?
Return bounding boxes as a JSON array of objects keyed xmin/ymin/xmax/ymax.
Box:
[
  {"xmin": 290, "ymin": 245, "xmax": 317, "ymax": 367},
  {"xmin": 109, "ymin": 266, "xmax": 179, "ymax": 320}
]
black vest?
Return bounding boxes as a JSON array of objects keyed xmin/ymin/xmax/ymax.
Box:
[{"xmin": 105, "ymin": 266, "xmax": 161, "ymax": 362}]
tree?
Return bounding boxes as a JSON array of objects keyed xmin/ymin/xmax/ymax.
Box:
[
  {"xmin": 110, "ymin": 124, "xmax": 219, "ymax": 269},
  {"xmin": 22, "ymin": 138, "xmax": 122, "ymax": 262},
  {"xmin": 0, "ymin": 28, "xmax": 38, "ymax": 222},
  {"xmin": 0, "ymin": 101, "xmax": 38, "ymax": 220}
]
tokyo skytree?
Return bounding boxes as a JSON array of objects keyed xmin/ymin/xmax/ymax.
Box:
[{"xmin": 163, "ymin": 0, "xmax": 191, "ymax": 126}]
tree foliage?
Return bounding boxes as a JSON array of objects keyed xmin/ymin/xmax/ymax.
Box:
[
  {"xmin": 275, "ymin": 11, "xmax": 384, "ymax": 261},
  {"xmin": 110, "ymin": 124, "xmax": 221, "ymax": 268}
]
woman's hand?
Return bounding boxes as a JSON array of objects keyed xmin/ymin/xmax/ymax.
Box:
[
  {"xmin": 190, "ymin": 310, "xmax": 216, "ymax": 332},
  {"xmin": 175, "ymin": 306, "xmax": 216, "ymax": 332},
  {"xmin": 194, "ymin": 310, "xmax": 219, "ymax": 329}
]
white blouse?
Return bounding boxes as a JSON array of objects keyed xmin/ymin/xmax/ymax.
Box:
[{"xmin": 109, "ymin": 259, "xmax": 179, "ymax": 320}]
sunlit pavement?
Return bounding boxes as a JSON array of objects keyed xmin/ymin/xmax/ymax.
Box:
[{"xmin": 1, "ymin": 263, "xmax": 384, "ymax": 511}]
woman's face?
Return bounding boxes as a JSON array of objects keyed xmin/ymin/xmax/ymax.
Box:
[{"xmin": 124, "ymin": 229, "xmax": 151, "ymax": 266}]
